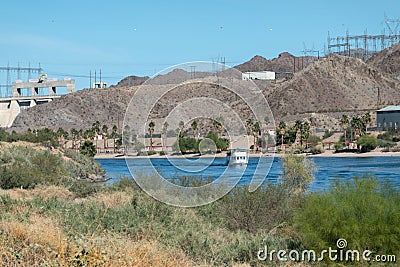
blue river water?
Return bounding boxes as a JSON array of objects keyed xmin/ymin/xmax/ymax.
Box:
[{"xmin": 96, "ymin": 156, "xmax": 400, "ymax": 191}]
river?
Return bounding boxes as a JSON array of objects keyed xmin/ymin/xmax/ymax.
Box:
[{"xmin": 96, "ymin": 156, "xmax": 400, "ymax": 191}]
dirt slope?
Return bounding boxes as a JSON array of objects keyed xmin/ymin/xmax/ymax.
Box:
[
  {"xmin": 11, "ymin": 87, "xmax": 136, "ymax": 131},
  {"xmin": 367, "ymin": 42, "xmax": 400, "ymax": 80},
  {"xmin": 9, "ymin": 45, "xmax": 400, "ymax": 132},
  {"xmin": 268, "ymin": 54, "xmax": 399, "ymax": 121}
]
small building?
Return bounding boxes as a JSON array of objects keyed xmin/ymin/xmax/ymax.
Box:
[
  {"xmin": 242, "ymin": 71, "xmax": 275, "ymax": 81},
  {"xmin": 93, "ymin": 82, "xmax": 108, "ymax": 88},
  {"xmin": 376, "ymin": 105, "xmax": 400, "ymax": 130}
]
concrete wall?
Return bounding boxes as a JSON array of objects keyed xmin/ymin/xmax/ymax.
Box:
[
  {"xmin": 0, "ymin": 79, "xmax": 75, "ymax": 128},
  {"xmin": 12, "ymin": 80, "xmax": 75, "ymax": 97}
]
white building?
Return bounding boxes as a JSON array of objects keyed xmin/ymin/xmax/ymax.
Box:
[{"xmin": 242, "ymin": 71, "xmax": 275, "ymax": 81}]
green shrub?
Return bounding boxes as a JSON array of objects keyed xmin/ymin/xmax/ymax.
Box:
[
  {"xmin": 65, "ymin": 179, "xmax": 102, "ymax": 198},
  {"xmin": 0, "ymin": 147, "xmax": 67, "ymax": 189},
  {"xmin": 80, "ymin": 140, "xmax": 96, "ymax": 157},
  {"xmin": 0, "ymin": 145, "xmax": 105, "ymax": 189},
  {"xmin": 356, "ymin": 134, "xmax": 378, "ymax": 153},
  {"xmin": 63, "ymin": 149, "xmax": 104, "ymax": 179},
  {"xmin": 147, "ymin": 150, "xmax": 157, "ymax": 156},
  {"xmin": 334, "ymin": 141, "xmax": 344, "ymax": 151},
  {"xmin": 323, "ymin": 129, "xmax": 334, "ymax": 139},
  {"xmin": 281, "ymin": 152, "xmax": 315, "ymax": 195},
  {"xmin": 217, "ymin": 184, "xmax": 290, "ymax": 234},
  {"xmin": 295, "ymin": 176, "xmax": 400, "ymax": 257},
  {"xmin": 377, "ymin": 139, "xmax": 396, "ymax": 148}
]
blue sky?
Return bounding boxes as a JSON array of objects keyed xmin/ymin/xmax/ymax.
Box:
[{"xmin": 1, "ymin": 0, "xmax": 399, "ymax": 90}]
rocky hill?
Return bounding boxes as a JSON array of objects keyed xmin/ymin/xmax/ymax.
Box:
[
  {"xmin": 268, "ymin": 53, "xmax": 399, "ymax": 119},
  {"xmin": 9, "ymin": 45, "xmax": 400, "ymax": 132},
  {"xmin": 115, "ymin": 75, "xmax": 149, "ymax": 87},
  {"xmin": 11, "ymin": 87, "xmax": 137, "ymax": 132},
  {"xmin": 367, "ymin": 43, "xmax": 400, "ymax": 80},
  {"xmin": 234, "ymin": 53, "xmax": 316, "ymax": 74}
]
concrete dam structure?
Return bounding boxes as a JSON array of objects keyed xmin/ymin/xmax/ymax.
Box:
[{"xmin": 0, "ymin": 79, "xmax": 75, "ymax": 128}]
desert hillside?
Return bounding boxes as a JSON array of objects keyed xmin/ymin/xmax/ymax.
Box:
[
  {"xmin": 9, "ymin": 44, "xmax": 400, "ymax": 132},
  {"xmin": 368, "ymin": 42, "xmax": 400, "ymax": 80}
]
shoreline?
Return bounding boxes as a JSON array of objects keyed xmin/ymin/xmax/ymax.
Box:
[{"xmin": 94, "ymin": 150, "xmax": 400, "ymax": 159}]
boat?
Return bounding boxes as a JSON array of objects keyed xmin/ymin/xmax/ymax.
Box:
[{"xmin": 226, "ymin": 148, "xmax": 249, "ymax": 166}]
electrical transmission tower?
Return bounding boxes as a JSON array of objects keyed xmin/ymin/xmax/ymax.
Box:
[{"xmin": 0, "ymin": 63, "xmax": 42, "ymax": 98}]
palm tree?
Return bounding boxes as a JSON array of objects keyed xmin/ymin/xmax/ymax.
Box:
[
  {"xmin": 278, "ymin": 121, "xmax": 286, "ymax": 149},
  {"xmin": 252, "ymin": 121, "xmax": 261, "ymax": 151},
  {"xmin": 264, "ymin": 116, "xmax": 270, "ymax": 126},
  {"xmin": 70, "ymin": 128, "xmax": 78, "ymax": 149},
  {"xmin": 123, "ymin": 125, "xmax": 131, "ymax": 155},
  {"xmin": 294, "ymin": 120, "xmax": 302, "ymax": 131},
  {"xmin": 111, "ymin": 125, "xmax": 118, "ymax": 153},
  {"xmin": 246, "ymin": 118, "xmax": 254, "ymax": 134},
  {"xmin": 301, "ymin": 121, "xmax": 310, "ymax": 148},
  {"xmin": 340, "ymin": 115, "xmax": 349, "ymax": 145},
  {"xmin": 213, "ymin": 119, "xmax": 223, "ymax": 137},
  {"xmin": 102, "ymin": 125, "xmax": 108, "ymax": 153},
  {"xmin": 361, "ymin": 112, "xmax": 371, "ymax": 133},
  {"xmin": 162, "ymin": 121, "xmax": 169, "ymax": 152},
  {"xmin": 78, "ymin": 129, "xmax": 83, "ymax": 148},
  {"xmin": 178, "ymin": 121, "xmax": 185, "ymax": 136},
  {"xmin": 351, "ymin": 115, "xmax": 363, "ymax": 140},
  {"xmin": 92, "ymin": 121, "xmax": 100, "ymax": 152},
  {"xmin": 148, "ymin": 121, "xmax": 155, "ymax": 150},
  {"xmin": 191, "ymin": 120, "xmax": 198, "ymax": 139}
]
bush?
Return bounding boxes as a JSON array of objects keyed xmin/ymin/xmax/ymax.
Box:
[
  {"xmin": 63, "ymin": 149, "xmax": 104, "ymax": 179},
  {"xmin": 80, "ymin": 140, "xmax": 96, "ymax": 158},
  {"xmin": 334, "ymin": 141, "xmax": 344, "ymax": 151},
  {"xmin": 356, "ymin": 134, "xmax": 378, "ymax": 153},
  {"xmin": 0, "ymin": 146, "xmax": 67, "ymax": 189},
  {"xmin": 323, "ymin": 129, "xmax": 334, "ymax": 139},
  {"xmin": 0, "ymin": 145, "xmax": 105, "ymax": 190},
  {"xmin": 309, "ymin": 144, "xmax": 324, "ymax": 155},
  {"xmin": 281, "ymin": 152, "xmax": 315, "ymax": 195},
  {"xmin": 147, "ymin": 150, "xmax": 157, "ymax": 156},
  {"xmin": 377, "ymin": 139, "xmax": 396, "ymax": 148},
  {"xmin": 295, "ymin": 176, "xmax": 400, "ymax": 257},
  {"xmin": 217, "ymin": 184, "xmax": 289, "ymax": 233}
]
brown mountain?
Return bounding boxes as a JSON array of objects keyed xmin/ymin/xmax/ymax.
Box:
[
  {"xmin": 367, "ymin": 42, "xmax": 400, "ymax": 80},
  {"xmin": 11, "ymin": 87, "xmax": 137, "ymax": 132},
  {"xmin": 268, "ymin": 53, "xmax": 400, "ymax": 121},
  {"xmin": 115, "ymin": 75, "xmax": 149, "ymax": 87},
  {"xmin": 9, "ymin": 45, "xmax": 400, "ymax": 132},
  {"xmin": 233, "ymin": 53, "xmax": 316, "ymax": 74}
]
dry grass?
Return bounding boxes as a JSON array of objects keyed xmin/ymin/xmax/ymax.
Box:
[
  {"xmin": 76, "ymin": 190, "xmax": 133, "ymax": 208},
  {"xmin": 0, "ymin": 213, "xmax": 71, "ymax": 266},
  {"xmin": 0, "ymin": 185, "xmax": 76, "ymax": 202},
  {"xmin": 0, "ymin": 212, "xmax": 195, "ymax": 267},
  {"xmin": 0, "ymin": 189, "xmax": 196, "ymax": 267}
]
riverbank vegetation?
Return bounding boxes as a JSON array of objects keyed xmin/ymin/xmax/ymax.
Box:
[{"xmin": 0, "ymin": 146, "xmax": 398, "ymax": 266}]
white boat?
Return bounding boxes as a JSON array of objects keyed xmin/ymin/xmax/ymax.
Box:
[{"xmin": 227, "ymin": 149, "xmax": 249, "ymax": 166}]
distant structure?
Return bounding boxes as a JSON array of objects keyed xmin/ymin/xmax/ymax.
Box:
[
  {"xmin": 242, "ymin": 71, "xmax": 275, "ymax": 81},
  {"xmin": 376, "ymin": 105, "xmax": 400, "ymax": 130},
  {"xmin": 90, "ymin": 69, "xmax": 107, "ymax": 89},
  {"xmin": 327, "ymin": 15, "xmax": 400, "ymax": 60},
  {"xmin": 93, "ymin": 81, "xmax": 107, "ymax": 88},
  {"xmin": 0, "ymin": 75, "xmax": 75, "ymax": 128},
  {"xmin": 0, "ymin": 63, "xmax": 42, "ymax": 98}
]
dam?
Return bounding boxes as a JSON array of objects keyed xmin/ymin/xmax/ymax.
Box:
[{"xmin": 0, "ymin": 78, "xmax": 75, "ymax": 128}]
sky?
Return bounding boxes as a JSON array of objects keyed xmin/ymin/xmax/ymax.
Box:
[{"xmin": 1, "ymin": 0, "xmax": 400, "ymax": 90}]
